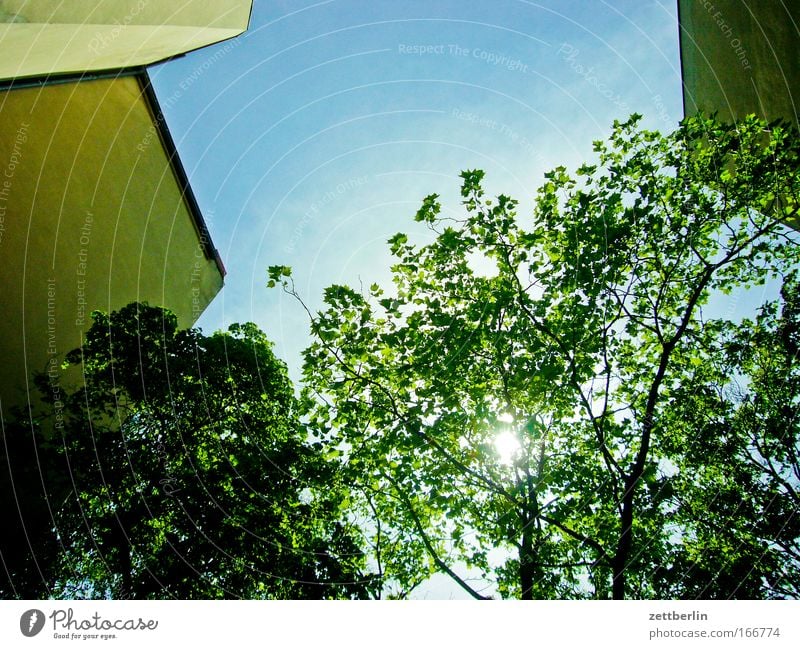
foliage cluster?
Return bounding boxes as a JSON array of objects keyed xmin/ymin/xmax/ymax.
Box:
[
  {"xmin": 3, "ymin": 114, "xmax": 798, "ymax": 600},
  {"xmin": 1, "ymin": 304, "xmax": 368, "ymax": 599},
  {"xmin": 271, "ymin": 113, "xmax": 800, "ymax": 598}
]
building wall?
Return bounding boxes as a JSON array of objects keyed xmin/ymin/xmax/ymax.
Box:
[
  {"xmin": 1, "ymin": 0, "xmax": 250, "ymax": 28},
  {"xmin": 0, "ymin": 76, "xmax": 223, "ymax": 415},
  {"xmin": 0, "ymin": 0, "xmax": 252, "ymax": 79},
  {"xmin": 679, "ymin": 0, "xmax": 800, "ymax": 128}
]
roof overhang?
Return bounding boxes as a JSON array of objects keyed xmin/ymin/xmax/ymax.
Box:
[{"xmin": 0, "ymin": 0, "xmax": 252, "ymax": 79}]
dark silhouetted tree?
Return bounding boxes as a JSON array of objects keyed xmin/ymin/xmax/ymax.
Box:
[{"xmin": 2, "ymin": 303, "xmax": 370, "ymax": 599}]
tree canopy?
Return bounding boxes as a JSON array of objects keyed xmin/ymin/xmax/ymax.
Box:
[
  {"xmin": 659, "ymin": 278, "xmax": 800, "ymax": 598},
  {"xmin": 3, "ymin": 113, "xmax": 797, "ymax": 601},
  {"xmin": 1, "ymin": 303, "xmax": 369, "ymax": 599},
  {"xmin": 271, "ymin": 113, "xmax": 800, "ymax": 599}
]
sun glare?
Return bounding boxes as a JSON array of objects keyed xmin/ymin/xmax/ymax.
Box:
[{"xmin": 494, "ymin": 430, "xmax": 521, "ymax": 466}]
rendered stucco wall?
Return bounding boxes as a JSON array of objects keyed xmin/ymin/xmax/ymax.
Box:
[
  {"xmin": 679, "ymin": 0, "xmax": 800, "ymax": 127},
  {"xmin": 0, "ymin": 76, "xmax": 223, "ymax": 414},
  {"xmin": 0, "ymin": 0, "xmax": 252, "ymax": 79}
]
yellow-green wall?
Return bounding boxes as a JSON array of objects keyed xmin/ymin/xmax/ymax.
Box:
[
  {"xmin": 0, "ymin": 76, "xmax": 223, "ymax": 415},
  {"xmin": 0, "ymin": 0, "xmax": 252, "ymax": 79},
  {"xmin": 679, "ymin": 0, "xmax": 800, "ymax": 128}
]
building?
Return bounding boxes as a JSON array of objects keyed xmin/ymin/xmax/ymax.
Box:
[
  {"xmin": 678, "ymin": 0, "xmax": 799, "ymax": 128},
  {"xmin": 0, "ymin": 0, "xmax": 251, "ymax": 414}
]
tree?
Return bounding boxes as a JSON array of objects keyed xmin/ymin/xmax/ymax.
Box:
[
  {"xmin": 657, "ymin": 276, "xmax": 800, "ymax": 598},
  {"xmin": 271, "ymin": 113, "xmax": 800, "ymax": 598},
  {"xmin": 0, "ymin": 411, "xmax": 66, "ymax": 598},
  {"xmin": 1, "ymin": 303, "xmax": 370, "ymax": 599}
]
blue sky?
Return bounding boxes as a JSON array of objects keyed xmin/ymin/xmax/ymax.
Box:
[
  {"xmin": 148, "ymin": 0, "xmax": 686, "ymax": 598},
  {"xmin": 149, "ymin": 0, "xmax": 683, "ymax": 386},
  {"xmin": 145, "ymin": 0, "xmax": 792, "ymax": 600}
]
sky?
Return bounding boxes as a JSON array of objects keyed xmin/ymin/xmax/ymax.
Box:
[
  {"xmin": 148, "ymin": 0, "xmax": 684, "ymax": 383},
  {"xmin": 147, "ymin": 0, "xmax": 685, "ymax": 598}
]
